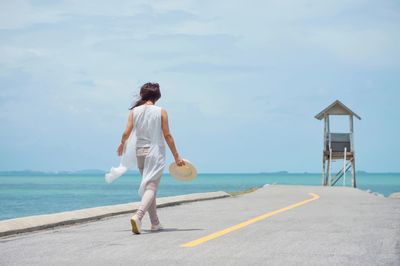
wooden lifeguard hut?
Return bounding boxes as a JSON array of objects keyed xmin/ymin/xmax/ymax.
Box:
[{"xmin": 315, "ymin": 100, "xmax": 361, "ymax": 187}]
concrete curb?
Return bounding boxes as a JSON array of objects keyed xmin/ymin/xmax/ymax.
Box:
[{"xmin": 0, "ymin": 191, "xmax": 230, "ymax": 237}]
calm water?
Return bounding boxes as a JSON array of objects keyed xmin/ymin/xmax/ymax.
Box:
[{"xmin": 0, "ymin": 173, "xmax": 399, "ymax": 221}]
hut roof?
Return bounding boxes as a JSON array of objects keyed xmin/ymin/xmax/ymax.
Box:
[{"xmin": 315, "ymin": 100, "xmax": 361, "ymax": 120}]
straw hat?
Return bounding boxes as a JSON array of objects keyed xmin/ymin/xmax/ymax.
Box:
[{"xmin": 169, "ymin": 159, "xmax": 197, "ymax": 181}]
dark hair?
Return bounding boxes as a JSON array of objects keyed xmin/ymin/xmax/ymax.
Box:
[{"xmin": 129, "ymin": 82, "xmax": 161, "ymax": 110}]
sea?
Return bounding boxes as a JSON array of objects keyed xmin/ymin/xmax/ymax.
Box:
[{"xmin": 0, "ymin": 172, "xmax": 399, "ymax": 221}]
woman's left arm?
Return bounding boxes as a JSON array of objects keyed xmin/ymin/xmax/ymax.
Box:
[{"xmin": 117, "ymin": 111, "xmax": 134, "ymax": 156}]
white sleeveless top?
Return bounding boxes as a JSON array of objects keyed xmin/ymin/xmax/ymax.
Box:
[
  {"xmin": 134, "ymin": 105, "xmax": 165, "ymax": 148},
  {"xmin": 105, "ymin": 105, "xmax": 166, "ymax": 196}
]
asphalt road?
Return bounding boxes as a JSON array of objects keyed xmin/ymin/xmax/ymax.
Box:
[{"xmin": 1, "ymin": 185, "xmax": 399, "ymax": 266}]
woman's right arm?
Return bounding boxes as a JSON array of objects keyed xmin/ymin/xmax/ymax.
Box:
[
  {"xmin": 117, "ymin": 111, "xmax": 134, "ymax": 156},
  {"xmin": 161, "ymin": 109, "xmax": 185, "ymax": 166}
]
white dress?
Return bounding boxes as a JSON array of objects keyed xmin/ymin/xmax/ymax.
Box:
[{"xmin": 105, "ymin": 105, "xmax": 166, "ymax": 196}]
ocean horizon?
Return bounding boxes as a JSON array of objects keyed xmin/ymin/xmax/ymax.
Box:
[{"xmin": 1, "ymin": 171, "xmax": 399, "ymax": 221}]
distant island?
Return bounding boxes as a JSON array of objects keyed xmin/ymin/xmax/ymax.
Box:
[
  {"xmin": 258, "ymin": 171, "xmax": 289, "ymax": 175},
  {"xmin": 0, "ymin": 169, "xmax": 138, "ymax": 176}
]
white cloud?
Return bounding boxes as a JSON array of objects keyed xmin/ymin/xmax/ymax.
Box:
[
  {"xmin": 0, "ymin": 0, "xmax": 64, "ymax": 29},
  {"xmin": 164, "ymin": 0, "xmax": 400, "ymax": 67},
  {"xmin": 305, "ymin": 26, "xmax": 400, "ymax": 67}
]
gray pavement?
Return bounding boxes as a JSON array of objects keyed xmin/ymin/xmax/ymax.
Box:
[
  {"xmin": 0, "ymin": 191, "xmax": 230, "ymax": 237},
  {"xmin": 1, "ymin": 185, "xmax": 399, "ymax": 266}
]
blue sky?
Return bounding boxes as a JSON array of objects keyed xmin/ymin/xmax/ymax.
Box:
[{"xmin": 0, "ymin": 0, "xmax": 399, "ymax": 173}]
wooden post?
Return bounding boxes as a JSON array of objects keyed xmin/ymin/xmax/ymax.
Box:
[
  {"xmin": 349, "ymin": 115, "xmax": 354, "ymax": 132},
  {"xmin": 326, "ymin": 115, "xmax": 330, "ymax": 136},
  {"xmin": 343, "ymin": 147, "xmax": 347, "ymax": 186},
  {"xmin": 324, "ymin": 115, "xmax": 332, "ymax": 186},
  {"xmin": 322, "ymin": 116, "xmax": 327, "ymax": 185},
  {"xmin": 328, "ymin": 149, "xmax": 332, "ymax": 186},
  {"xmin": 327, "ymin": 115, "xmax": 331, "ymax": 186},
  {"xmin": 322, "ymin": 157, "xmax": 327, "ymax": 186},
  {"xmin": 322, "ymin": 116, "xmax": 327, "ymax": 151},
  {"xmin": 325, "ymin": 157, "xmax": 330, "ymax": 186},
  {"xmin": 349, "ymin": 115, "xmax": 356, "ymax": 187},
  {"xmin": 351, "ymin": 159, "xmax": 356, "ymax": 188},
  {"xmin": 349, "ymin": 115, "xmax": 354, "ymax": 152}
]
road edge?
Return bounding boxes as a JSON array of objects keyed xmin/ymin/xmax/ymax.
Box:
[{"xmin": 0, "ymin": 191, "xmax": 230, "ymax": 237}]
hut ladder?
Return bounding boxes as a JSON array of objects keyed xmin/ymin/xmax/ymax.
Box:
[{"xmin": 331, "ymin": 157, "xmax": 353, "ymax": 186}]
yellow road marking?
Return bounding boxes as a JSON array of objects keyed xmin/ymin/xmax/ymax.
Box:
[{"xmin": 181, "ymin": 192, "xmax": 320, "ymax": 248}]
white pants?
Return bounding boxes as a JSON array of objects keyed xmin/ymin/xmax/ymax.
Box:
[{"xmin": 136, "ymin": 147, "xmax": 161, "ymax": 224}]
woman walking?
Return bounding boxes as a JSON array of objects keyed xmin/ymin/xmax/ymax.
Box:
[{"xmin": 112, "ymin": 82, "xmax": 184, "ymax": 234}]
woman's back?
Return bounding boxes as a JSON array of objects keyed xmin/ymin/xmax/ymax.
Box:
[{"xmin": 133, "ymin": 105, "xmax": 164, "ymax": 148}]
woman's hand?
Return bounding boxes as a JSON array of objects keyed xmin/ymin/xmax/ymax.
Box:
[
  {"xmin": 117, "ymin": 143, "xmax": 124, "ymax": 156},
  {"xmin": 174, "ymin": 155, "xmax": 185, "ymax": 166}
]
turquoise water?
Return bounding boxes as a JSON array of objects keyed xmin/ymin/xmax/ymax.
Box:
[{"xmin": 0, "ymin": 173, "xmax": 399, "ymax": 221}]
